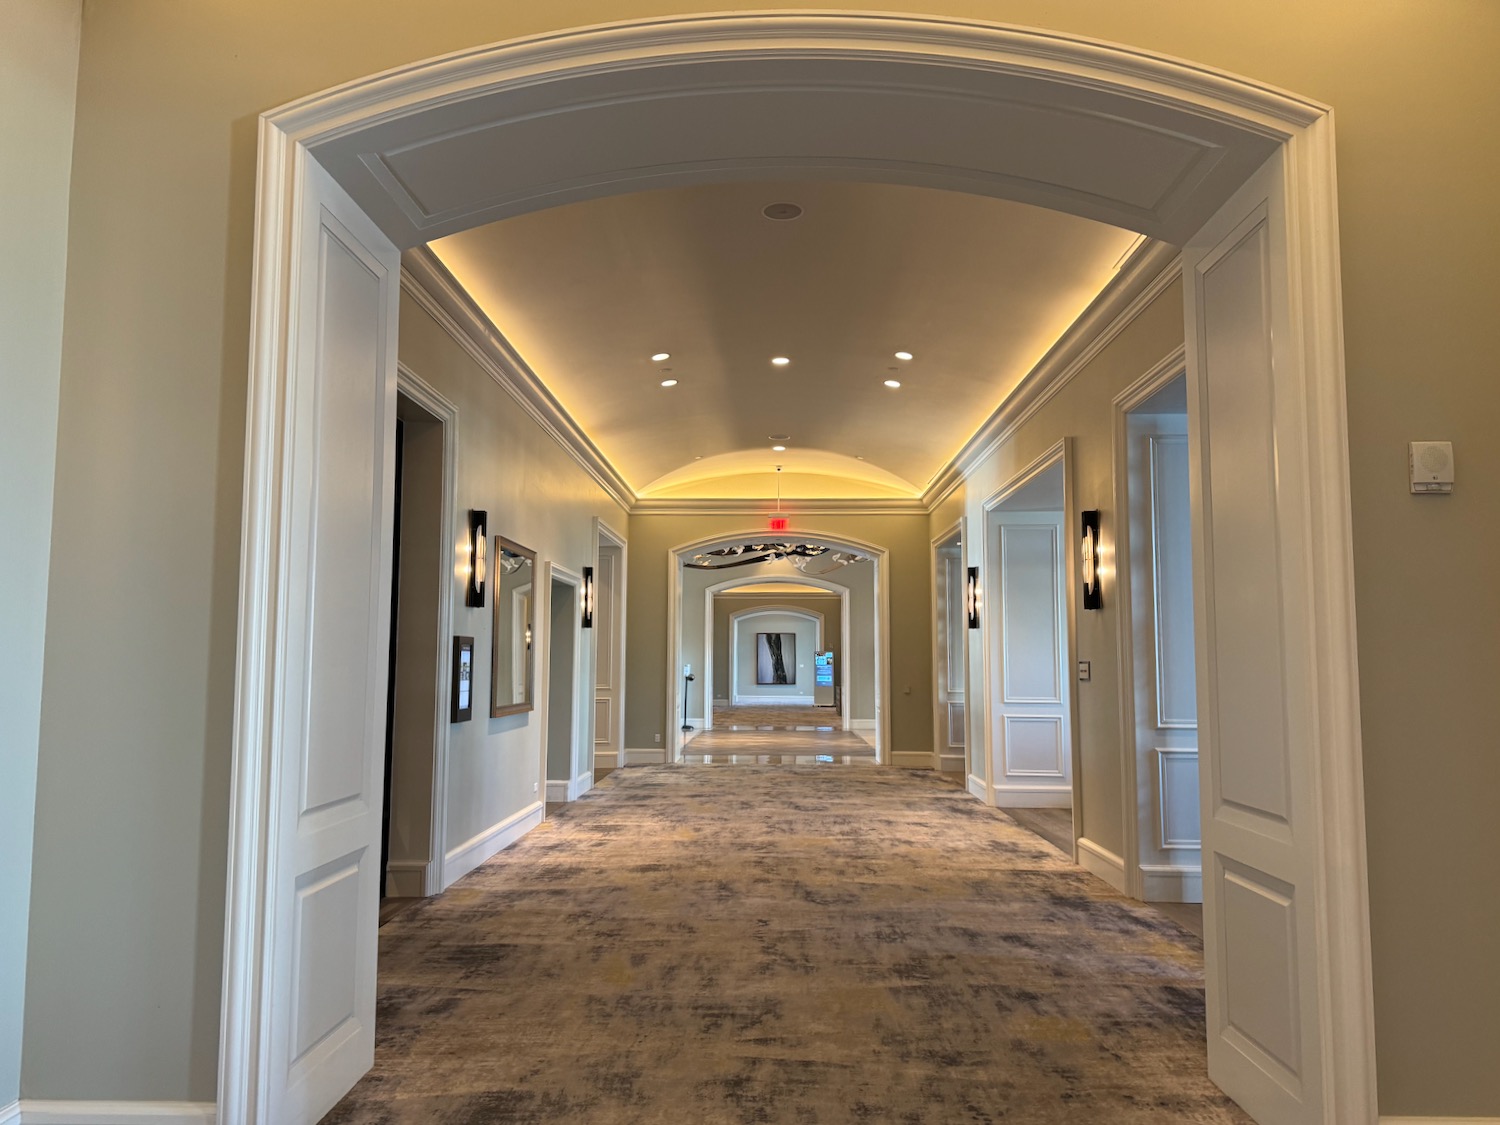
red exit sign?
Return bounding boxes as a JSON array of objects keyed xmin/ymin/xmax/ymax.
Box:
[{"xmin": 768, "ymin": 516, "xmax": 789, "ymax": 532}]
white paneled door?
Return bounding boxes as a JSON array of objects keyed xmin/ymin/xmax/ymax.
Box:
[
  {"xmin": 1185, "ymin": 150, "xmax": 1326, "ymax": 1124},
  {"xmin": 988, "ymin": 511, "xmax": 1071, "ymax": 807},
  {"xmin": 1126, "ymin": 410, "xmax": 1201, "ymax": 903},
  {"xmin": 264, "ymin": 158, "xmax": 400, "ymax": 1124}
]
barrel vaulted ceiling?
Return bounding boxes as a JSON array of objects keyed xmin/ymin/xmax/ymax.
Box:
[{"xmin": 428, "ymin": 180, "xmax": 1139, "ymax": 501}]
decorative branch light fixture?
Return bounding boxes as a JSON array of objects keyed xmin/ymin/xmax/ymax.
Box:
[
  {"xmin": 581, "ymin": 566, "xmax": 595, "ymax": 629},
  {"xmin": 965, "ymin": 566, "xmax": 981, "ymax": 629},
  {"xmin": 1080, "ymin": 509, "xmax": 1102, "ymax": 610},
  {"xmin": 465, "ymin": 510, "xmax": 488, "ymax": 607}
]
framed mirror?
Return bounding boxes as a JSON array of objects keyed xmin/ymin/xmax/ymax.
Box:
[{"xmin": 490, "ymin": 536, "xmax": 537, "ymax": 717}]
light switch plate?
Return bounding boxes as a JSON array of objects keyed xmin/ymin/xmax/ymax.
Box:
[{"xmin": 1077, "ymin": 660, "xmax": 1091, "ymax": 682}]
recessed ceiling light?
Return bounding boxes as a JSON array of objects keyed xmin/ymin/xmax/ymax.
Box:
[
  {"xmin": 651, "ymin": 352, "xmax": 671, "ymax": 362},
  {"xmin": 660, "ymin": 379, "xmax": 678, "ymax": 388},
  {"xmin": 762, "ymin": 202, "xmax": 804, "ymax": 221},
  {"xmin": 772, "ymin": 445, "xmax": 787, "ymax": 452},
  {"xmin": 855, "ymin": 455, "xmax": 865, "ymax": 460},
  {"xmin": 894, "ymin": 350, "xmax": 913, "ymax": 361},
  {"xmin": 768, "ymin": 433, "xmax": 790, "ymax": 441},
  {"xmin": 771, "ymin": 356, "xmax": 791, "ymax": 366},
  {"xmin": 884, "ymin": 379, "xmax": 902, "ymax": 389}
]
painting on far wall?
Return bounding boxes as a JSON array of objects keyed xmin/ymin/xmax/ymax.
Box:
[{"xmin": 756, "ymin": 632, "xmax": 796, "ymax": 685}]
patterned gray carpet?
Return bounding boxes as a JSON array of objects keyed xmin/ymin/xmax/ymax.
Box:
[{"xmin": 323, "ymin": 765, "xmax": 1249, "ymax": 1124}]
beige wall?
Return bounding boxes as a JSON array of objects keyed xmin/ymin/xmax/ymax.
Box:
[
  {"xmin": 625, "ymin": 514, "xmax": 933, "ymax": 756},
  {"xmin": 18, "ymin": 0, "xmax": 1500, "ymax": 1113},
  {"xmin": 0, "ymin": 0, "xmax": 81, "ymax": 1107},
  {"xmin": 396, "ymin": 291, "xmax": 624, "ymax": 849}
]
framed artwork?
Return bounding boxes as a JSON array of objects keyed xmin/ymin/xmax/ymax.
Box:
[
  {"xmin": 451, "ymin": 635, "xmax": 475, "ymax": 722},
  {"xmin": 756, "ymin": 632, "xmax": 797, "ymax": 685}
]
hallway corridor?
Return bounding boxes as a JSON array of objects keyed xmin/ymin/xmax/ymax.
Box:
[{"xmin": 325, "ymin": 766, "xmax": 1244, "ymax": 1124}]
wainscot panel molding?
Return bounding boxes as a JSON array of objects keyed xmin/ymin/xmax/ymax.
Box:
[
  {"xmin": 441, "ymin": 801, "xmax": 544, "ymax": 887},
  {"xmin": 17, "ymin": 1102, "xmax": 217, "ymax": 1124},
  {"xmin": 1076, "ymin": 837, "xmax": 1129, "ymax": 894}
]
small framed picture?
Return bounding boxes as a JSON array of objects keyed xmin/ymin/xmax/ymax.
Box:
[{"xmin": 451, "ymin": 635, "xmax": 475, "ymax": 722}]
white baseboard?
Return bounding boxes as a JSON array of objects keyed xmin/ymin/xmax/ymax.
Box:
[
  {"xmin": 1076, "ymin": 837, "xmax": 1128, "ymax": 894},
  {"xmin": 938, "ymin": 753, "xmax": 965, "ymax": 773},
  {"xmin": 442, "ymin": 800, "xmax": 544, "ymax": 887},
  {"xmin": 570, "ymin": 770, "xmax": 593, "ymax": 800},
  {"xmin": 1379, "ymin": 1119, "xmax": 1500, "ymax": 1124},
  {"xmin": 848, "ymin": 719, "xmax": 877, "ymax": 731},
  {"xmin": 623, "ymin": 747, "xmax": 666, "ymax": 765},
  {"xmin": 545, "ymin": 779, "xmax": 570, "ymax": 803},
  {"xmin": 890, "ymin": 751, "xmax": 934, "ymax": 769},
  {"xmin": 967, "ymin": 774, "xmax": 987, "ymax": 801},
  {"xmin": 731, "ymin": 694, "xmax": 812, "ymax": 706},
  {"xmin": 17, "ymin": 1102, "xmax": 216, "ymax": 1124},
  {"xmin": 991, "ymin": 784, "xmax": 1072, "ymax": 808},
  {"xmin": 1140, "ymin": 863, "xmax": 1203, "ymax": 903},
  {"xmin": 594, "ymin": 747, "xmax": 618, "ymax": 769},
  {"xmin": 2, "ymin": 1101, "xmax": 19, "ymax": 1125},
  {"xmin": 383, "ymin": 859, "xmax": 427, "ymax": 899}
]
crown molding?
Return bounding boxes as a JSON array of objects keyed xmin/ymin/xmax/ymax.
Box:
[
  {"xmin": 920, "ymin": 238, "xmax": 1181, "ymax": 509},
  {"xmin": 400, "ymin": 247, "xmax": 636, "ymax": 512}
]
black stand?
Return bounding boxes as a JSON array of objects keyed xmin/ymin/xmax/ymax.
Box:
[{"xmin": 681, "ymin": 673, "xmax": 695, "ymax": 733}]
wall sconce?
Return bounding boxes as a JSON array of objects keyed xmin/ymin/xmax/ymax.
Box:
[
  {"xmin": 581, "ymin": 565, "xmax": 595, "ymax": 628},
  {"xmin": 1080, "ymin": 509, "xmax": 1102, "ymax": 610},
  {"xmin": 465, "ymin": 510, "xmax": 488, "ymax": 607},
  {"xmin": 965, "ymin": 566, "xmax": 981, "ymax": 629}
]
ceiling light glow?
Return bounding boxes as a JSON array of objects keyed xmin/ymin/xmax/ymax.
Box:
[
  {"xmin": 660, "ymin": 379, "xmax": 678, "ymax": 387},
  {"xmin": 894, "ymin": 350, "xmax": 914, "ymax": 361},
  {"xmin": 771, "ymin": 356, "xmax": 791, "ymax": 366},
  {"xmin": 884, "ymin": 379, "xmax": 902, "ymax": 389},
  {"xmin": 772, "ymin": 445, "xmax": 786, "ymax": 452},
  {"xmin": 651, "ymin": 352, "xmax": 671, "ymax": 362}
]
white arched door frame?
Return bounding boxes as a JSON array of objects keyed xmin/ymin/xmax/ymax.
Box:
[
  {"xmin": 228, "ymin": 14, "xmax": 1374, "ymax": 1125},
  {"xmin": 704, "ymin": 579, "xmax": 850, "ymax": 727},
  {"xmin": 725, "ymin": 605, "xmax": 824, "ymax": 708},
  {"xmin": 669, "ymin": 528, "xmax": 890, "ymax": 764}
]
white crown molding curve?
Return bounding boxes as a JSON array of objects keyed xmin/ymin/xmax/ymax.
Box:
[
  {"xmin": 400, "ymin": 248, "xmax": 635, "ymax": 512},
  {"xmin": 923, "ymin": 239, "xmax": 1182, "ymax": 507},
  {"xmin": 267, "ymin": 13, "xmax": 1327, "ymax": 153}
]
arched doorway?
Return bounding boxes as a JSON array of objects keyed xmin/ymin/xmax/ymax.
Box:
[
  {"xmin": 666, "ymin": 528, "xmax": 889, "ymax": 763},
  {"xmin": 225, "ymin": 15, "xmax": 1373, "ymax": 1125}
]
